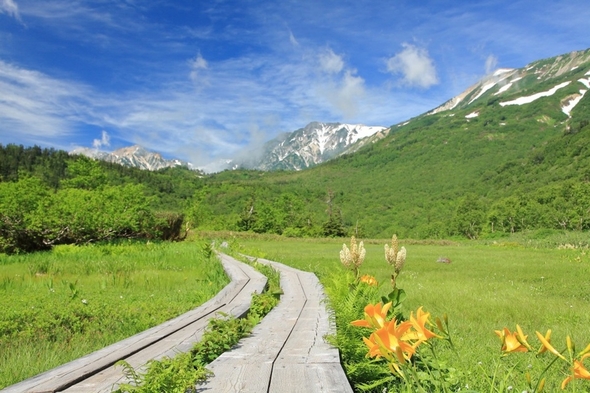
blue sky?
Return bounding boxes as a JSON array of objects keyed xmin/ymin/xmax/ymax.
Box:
[{"xmin": 1, "ymin": 0, "xmax": 589, "ymax": 166}]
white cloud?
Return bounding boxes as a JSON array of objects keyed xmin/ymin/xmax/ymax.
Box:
[
  {"xmin": 0, "ymin": 0, "xmax": 20, "ymax": 21},
  {"xmin": 289, "ymin": 30, "xmax": 299, "ymax": 47},
  {"xmin": 319, "ymin": 70, "xmax": 366, "ymax": 119},
  {"xmin": 0, "ymin": 60, "xmax": 88, "ymax": 139},
  {"xmin": 92, "ymin": 130, "xmax": 110, "ymax": 149},
  {"xmin": 319, "ymin": 48, "xmax": 344, "ymax": 74},
  {"xmin": 485, "ymin": 54, "xmax": 498, "ymax": 74},
  {"xmin": 189, "ymin": 53, "xmax": 208, "ymax": 82},
  {"xmin": 386, "ymin": 43, "xmax": 438, "ymax": 88}
]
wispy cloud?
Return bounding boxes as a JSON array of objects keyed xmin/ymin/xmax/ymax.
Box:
[
  {"xmin": 386, "ymin": 44, "xmax": 439, "ymax": 88},
  {"xmin": 0, "ymin": 60, "xmax": 88, "ymax": 140},
  {"xmin": 319, "ymin": 48, "xmax": 344, "ymax": 74},
  {"xmin": 189, "ymin": 52, "xmax": 208, "ymax": 83},
  {"xmin": 92, "ymin": 130, "xmax": 110, "ymax": 149},
  {"xmin": 485, "ymin": 55, "xmax": 498, "ymax": 74},
  {"xmin": 0, "ymin": 0, "xmax": 21, "ymax": 21}
]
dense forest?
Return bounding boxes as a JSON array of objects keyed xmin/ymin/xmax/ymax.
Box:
[{"xmin": 0, "ymin": 144, "xmax": 201, "ymax": 253}]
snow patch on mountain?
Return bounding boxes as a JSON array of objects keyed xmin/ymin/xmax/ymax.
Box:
[
  {"xmin": 562, "ymin": 91, "xmax": 587, "ymax": 117},
  {"xmin": 500, "ymin": 81, "xmax": 571, "ymax": 106},
  {"xmin": 468, "ymin": 70, "xmax": 515, "ymax": 104}
]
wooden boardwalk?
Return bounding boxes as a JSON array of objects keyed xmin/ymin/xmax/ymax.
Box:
[
  {"xmin": 2, "ymin": 254, "xmax": 353, "ymax": 393},
  {"xmin": 197, "ymin": 257, "xmax": 353, "ymax": 393}
]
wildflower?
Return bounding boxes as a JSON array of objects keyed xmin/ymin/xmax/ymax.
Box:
[
  {"xmin": 535, "ymin": 330, "xmax": 566, "ymax": 360},
  {"xmin": 408, "ymin": 306, "xmax": 440, "ymax": 344},
  {"xmin": 385, "ymin": 234, "xmax": 406, "ymax": 288},
  {"xmin": 536, "ymin": 329, "xmax": 552, "ymax": 355},
  {"xmin": 351, "ymin": 302, "xmax": 392, "ymax": 329},
  {"xmin": 385, "ymin": 235, "xmax": 399, "ymax": 266},
  {"xmin": 340, "ymin": 236, "xmax": 366, "ymax": 275},
  {"xmin": 359, "ymin": 274, "xmax": 378, "ymax": 287},
  {"xmin": 385, "ymin": 235, "xmax": 406, "ymax": 274},
  {"xmin": 365, "ymin": 319, "xmax": 416, "ymax": 364},
  {"xmin": 560, "ymin": 356, "xmax": 590, "ymax": 389},
  {"xmin": 495, "ymin": 325, "xmax": 531, "ymax": 354}
]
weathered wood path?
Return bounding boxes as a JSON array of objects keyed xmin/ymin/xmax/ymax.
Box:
[
  {"xmin": 198, "ymin": 257, "xmax": 353, "ymax": 393},
  {"xmin": 2, "ymin": 254, "xmax": 352, "ymax": 393}
]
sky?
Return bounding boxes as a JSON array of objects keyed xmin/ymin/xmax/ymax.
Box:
[{"xmin": 1, "ymin": 0, "xmax": 590, "ymax": 167}]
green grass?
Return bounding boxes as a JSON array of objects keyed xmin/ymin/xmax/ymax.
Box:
[
  {"xmin": 234, "ymin": 235, "xmax": 590, "ymax": 392},
  {"xmin": 0, "ymin": 240, "xmax": 228, "ymax": 389}
]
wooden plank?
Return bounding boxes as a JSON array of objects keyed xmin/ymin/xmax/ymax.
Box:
[
  {"xmin": 269, "ymin": 363, "xmax": 352, "ymax": 393},
  {"xmin": 199, "ymin": 266, "xmax": 306, "ymax": 392},
  {"xmin": 205, "ymin": 257, "xmax": 353, "ymax": 393}
]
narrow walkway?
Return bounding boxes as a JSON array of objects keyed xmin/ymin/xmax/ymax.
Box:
[
  {"xmin": 197, "ymin": 257, "xmax": 353, "ymax": 393},
  {"xmin": 2, "ymin": 254, "xmax": 353, "ymax": 393}
]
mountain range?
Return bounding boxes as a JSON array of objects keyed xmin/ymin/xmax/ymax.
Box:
[
  {"xmin": 71, "ymin": 145, "xmax": 195, "ymax": 172},
  {"xmin": 72, "ymin": 48, "xmax": 590, "ymax": 180}
]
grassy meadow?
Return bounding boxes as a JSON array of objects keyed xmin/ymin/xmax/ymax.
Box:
[
  {"xmin": 235, "ymin": 235, "xmax": 590, "ymax": 392},
  {"xmin": 0, "ymin": 240, "xmax": 228, "ymax": 389}
]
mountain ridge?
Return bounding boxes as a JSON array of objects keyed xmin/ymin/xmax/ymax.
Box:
[
  {"xmin": 236, "ymin": 122, "xmax": 387, "ymax": 171},
  {"xmin": 70, "ymin": 145, "xmax": 195, "ymax": 172}
]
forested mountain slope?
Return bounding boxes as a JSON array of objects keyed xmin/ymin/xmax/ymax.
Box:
[{"xmin": 195, "ymin": 48, "xmax": 590, "ymax": 238}]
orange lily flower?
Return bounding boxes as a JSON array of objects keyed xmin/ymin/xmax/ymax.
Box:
[
  {"xmin": 362, "ymin": 336, "xmax": 384, "ymax": 358},
  {"xmin": 359, "ymin": 274, "xmax": 378, "ymax": 287},
  {"xmin": 536, "ymin": 329, "xmax": 552, "ymax": 354},
  {"xmin": 495, "ymin": 325, "xmax": 530, "ymax": 354},
  {"xmin": 535, "ymin": 330, "xmax": 566, "ymax": 360},
  {"xmin": 371, "ymin": 319, "xmax": 416, "ymax": 363},
  {"xmin": 351, "ymin": 301, "xmax": 392, "ymax": 329},
  {"xmin": 408, "ymin": 306, "xmax": 440, "ymax": 344},
  {"xmin": 560, "ymin": 355, "xmax": 590, "ymax": 389}
]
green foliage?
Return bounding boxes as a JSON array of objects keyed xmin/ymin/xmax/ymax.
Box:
[
  {"xmin": 0, "ymin": 161, "xmax": 189, "ymax": 252},
  {"xmin": 452, "ymin": 193, "xmax": 487, "ymax": 239},
  {"xmin": 0, "ymin": 176, "xmax": 49, "ymax": 253},
  {"xmin": 323, "ymin": 272, "xmax": 392, "ymax": 391},
  {"xmin": 116, "ymin": 353, "xmax": 212, "ymax": 393},
  {"xmin": 0, "ymin": 241, "xmax": 229, "ymax": 388},
  {"xmin": 190, "ymin": 314, "xmax": 252, "ymax": 365}
]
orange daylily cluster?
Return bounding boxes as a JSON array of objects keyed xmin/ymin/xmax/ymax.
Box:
[
  {"xmin": 351, "ymin": 302, "xmax": 440, "ymax": 377},
  {"xmin": 496, "ymin": 325, "xmax": 590, "ymax": 389},
  {"xmin": 359, "ymin": 274, "xmax": 378, "ymax": 287}
]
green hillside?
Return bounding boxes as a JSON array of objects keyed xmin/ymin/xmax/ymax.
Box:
[
  {"xmin": 194, "ymin": 48, "xmax": 590, "ymax": 238},
  {"xmin": 2, "ymin": 49, "xmax": 590, "ymax": 247}
]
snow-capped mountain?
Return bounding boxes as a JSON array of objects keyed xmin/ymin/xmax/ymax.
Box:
[
  {"xmin": 428, "ymin": 49, "xmax": 590, "ymax": 116},
  {"xmin": 238, "ymin": 122, "xmax": 387, "ymax": 171},
  {"xmin": 71, "ymin": 145, "xmax": 194, "ymax": 171}
]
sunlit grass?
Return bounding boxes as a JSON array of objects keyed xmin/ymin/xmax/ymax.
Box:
[{"xmin": 0, "ymin": 240, "xmax": 228, "ymax": 389}]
